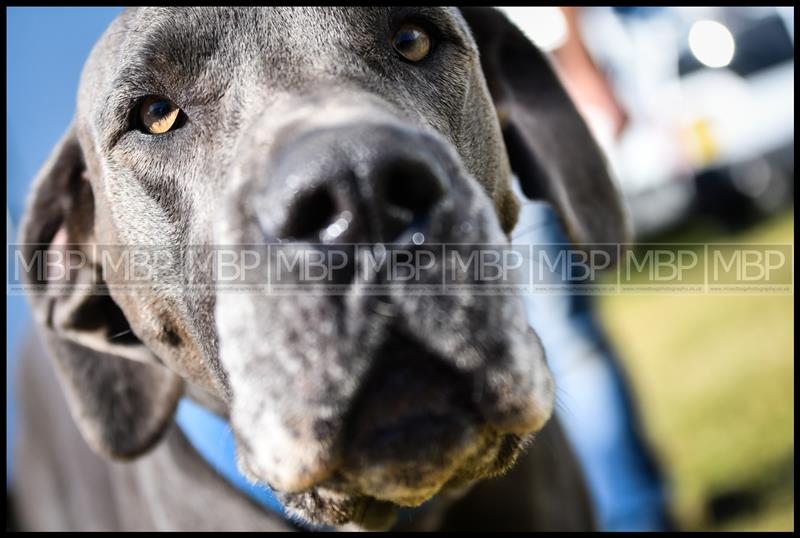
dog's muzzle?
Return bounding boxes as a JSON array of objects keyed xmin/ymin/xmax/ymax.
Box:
[{"xmin": 215, "ymin": 120, "xmax": 554, "ymax": 518}]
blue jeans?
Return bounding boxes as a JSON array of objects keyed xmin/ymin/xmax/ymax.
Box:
[{"xmin": 513, "ymin": 200, "xmax": 670, "ymax": 531}]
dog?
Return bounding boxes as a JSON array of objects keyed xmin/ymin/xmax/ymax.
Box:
[{"xmin": 12, "ymin": 7, "xmax": 626, "ymax": 531}]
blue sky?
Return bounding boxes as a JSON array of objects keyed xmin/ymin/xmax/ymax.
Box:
[{"xmin": 6, "ymin": 7, "xmax": 122, "ymax": 223}]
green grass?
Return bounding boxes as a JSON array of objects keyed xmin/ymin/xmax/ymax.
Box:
[{"xmin": 596, "ymin": 210, "xmax": 794, "ymax": 531}]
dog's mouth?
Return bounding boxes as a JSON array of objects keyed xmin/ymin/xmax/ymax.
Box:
[
  {"xmin": 274, "ymin": 425, "xmax": 528, "ymax": 531},
  {"xmin": 218, "ymin": 276, "xmax": 556, "ymax": 529},
  {"xmin": 336, "ymin": 329, "xmax": 522, "ymax": 498},
  {"xmin": 229, "ymin": 326, "xmax": 540, "ymax": 529},
  {"xmin": 280, "ymin": 430, "xmax": 527, "ymax": 530}
]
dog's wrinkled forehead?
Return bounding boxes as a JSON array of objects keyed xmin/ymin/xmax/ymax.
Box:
[
  {"xmin": 83, "ymin": 7, "xmax": 477, "ymax": 139},
  {"xmin": 76, "ymin": 6, "xmax": 511, "ymax": 247}
]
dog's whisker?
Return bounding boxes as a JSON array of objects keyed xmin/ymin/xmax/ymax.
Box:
[
  {"xmin": 552, "ymin": 388, "xmax": 575, "ymax": 420},
  {"xmin": 109, "ymin": 329, "xmax": 133, "ymax": 340}
]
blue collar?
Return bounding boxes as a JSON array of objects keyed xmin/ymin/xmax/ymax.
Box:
[{"xmin": 176, "ymin": 397, "xmax": 317, "ymax": 529}]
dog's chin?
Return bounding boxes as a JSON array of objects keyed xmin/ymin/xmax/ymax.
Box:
[
  {"xmin": 261, "ymin": 431, "xmax": 529, "ymax": 529},
  {"xmin": 223, "ymin": 291, "xmax": 552, "ymax": 529}
]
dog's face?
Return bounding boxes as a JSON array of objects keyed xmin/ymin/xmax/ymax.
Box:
[{"xmin": 20, "ymin": 7, "xmax": 626, "ymax": 529}]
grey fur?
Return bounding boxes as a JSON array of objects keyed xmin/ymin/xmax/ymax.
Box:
[{"xmin": 14, "ymin": 7, "xmax": 623, "ymax": 530}]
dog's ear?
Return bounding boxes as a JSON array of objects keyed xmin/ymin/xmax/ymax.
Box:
[
  {"xmin": 18, "ymin": 123, "xmax": 182, "ymax": 459},
  {"xmin": 460, "ymin": 7, "xmax": 629, "ymax": 250}
]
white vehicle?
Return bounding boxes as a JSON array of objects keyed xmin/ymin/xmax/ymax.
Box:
[{"xmin": 557, "ymin": 7, "xmax": 794, "ymax": 237}]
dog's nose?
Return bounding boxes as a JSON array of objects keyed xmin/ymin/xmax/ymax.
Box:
[{"xmin": 268, "ymin": 125, "xmax": 449, "ymax": 244}]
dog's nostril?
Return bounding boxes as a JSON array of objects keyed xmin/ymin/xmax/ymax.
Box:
[
  {"xmin": 383, "ymin": 160, "xmax": 447, "ymax": 218},
  {"xmin": 281, "ymin": 186, "xmax": 337, "ymax": 241}
]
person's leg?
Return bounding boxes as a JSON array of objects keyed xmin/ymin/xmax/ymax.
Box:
[
  {"xmin": 514, "ymin": 200, "xmax": 671, "ymax": 531},
  {"xmin": 543, "ymin": 305, "xmax": 671, "ymax": 531}
]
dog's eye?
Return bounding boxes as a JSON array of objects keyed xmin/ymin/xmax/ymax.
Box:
[
  {"xmin": 137, "ymin": 96, "xmax": 183, "ymax": 135},
  {"xmin": 392, "ymin": 23, "xmax": 432, "ymax": 62}
]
